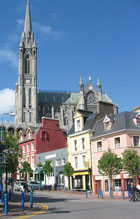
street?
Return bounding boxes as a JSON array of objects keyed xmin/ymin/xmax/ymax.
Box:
[{"xmin": 18, "ymin": 191, "xmax": 140, "ymax": 219}]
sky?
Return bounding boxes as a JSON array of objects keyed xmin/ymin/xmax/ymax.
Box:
[{"xmin": 0, "ymin": 0, "xmax": 140, "ymax": 119}]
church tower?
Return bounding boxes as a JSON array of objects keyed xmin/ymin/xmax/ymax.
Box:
[{"xmin": 15, "ymin": 0, "xmax": 38, "ymax": 126}]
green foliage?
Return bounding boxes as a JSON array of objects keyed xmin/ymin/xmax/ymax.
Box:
[
  {"xmin": 23, "ymin": 161, "xmax": 32, "ymax": 173},
  {"xmin": 98, "ymin": 149, "xmax": 122, "ymax": 184},
  {"xmin": 1, "ymin": 133, "xmax": 21, "ymax": 175},
  {"xmin": 37, "ymin": 162, "xmax": 42, "ymax": 168},
  {"xmin": 43, "ymin": 160, "xmax": 53, "ymax": 174},
  {"xmin": 63, "ymin": 162, "xmax": 74, "ymax": 177},
  {"xmin": 123, "ymin": 148, "xmax": 140, "ymax": 183},
  {"xmin": 63, "ymin": 162, "xmax": 74, "ymax": 190}
]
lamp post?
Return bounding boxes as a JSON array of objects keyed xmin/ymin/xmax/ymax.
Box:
[
  {"xmin": 0, "ymin": 112, "xmax": 15, "ymax": 202},
  {"xmin": 38, "ymin": 153, "xmax": 41, "ymax": 191}
]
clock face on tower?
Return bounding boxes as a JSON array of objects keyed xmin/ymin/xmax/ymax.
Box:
[{"xmin": 86, "ymin": 92, "xmax": 96, "ymax": 104}]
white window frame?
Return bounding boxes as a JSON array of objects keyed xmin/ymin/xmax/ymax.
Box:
[
  {"xmin": 133, "ymin": 136, "xmax": 140, "ymax": 147},
  {"xmin": 73, "ymin": 139, "xmax": 77, "ymax": 152},
  {"xmin": 81, "ymin": 138, "xmax": 85, "ymax": 150},
  {"xmin": 97, "ymin": 141, "xmax": 102, "ymax": 152},
  {"xmin": 81, "ymin": 155, "xmax": 86, "ymax": 168},
  {"xmin": 27, "ymin": 144, "xmax": 29, "ymax": 152},
  {"xmin": 74, "ymin": 156, "xmax": 78, "ymax": 169},
  {"xmin": 114, "ymin": 137, "xmax": 121, "ymax": 148},
  {"xmin": 22, "ymin": 145, "xmax": 25, "ymax": 153},
  {"xmin": 31, "ymin": 142, "xmax": 34, "ymax": 151}
]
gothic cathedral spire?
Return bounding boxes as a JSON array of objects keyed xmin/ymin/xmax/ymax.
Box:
[{"xmin": 15, "ymin": 0, "xmax": 38, "ymax": 126}]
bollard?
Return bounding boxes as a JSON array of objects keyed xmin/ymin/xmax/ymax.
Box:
[
  {"xmin": 4, "ymin": 193, "xmax": 8, "ymax": 215},
  {"xmin": 21, "ymin": 192, "xmax": 24, "ymax": 211},
  {"xmin": 30, "ymin": 190, "xmax": 33, "ymax": 208},
  {"xmin": 122, "ymin": 190, "xmax": 125, "ymax": 200},
  {"xmin": 81, "ymin": 188, "xmax": 82, "ymax": 195},
  {"xmin": 9, "ymin": 189, "xmax": 11, "ymax": 201},
  {"xmin": 24, "ymin": 190, "xmax": 26, "ymax": 202},
  {"xmin": 110, "ymin": 186, "xmax": 113, "ymax": 198},
  {"xmin": 86, "ymin": 190, "xmax": 88, "ymax": 198}
]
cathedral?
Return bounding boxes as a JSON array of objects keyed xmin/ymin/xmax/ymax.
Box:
[{"xmin": 14, "ymin": 0, "xmax": 117, "ymax": 133}]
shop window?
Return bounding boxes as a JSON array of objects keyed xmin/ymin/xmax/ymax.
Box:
[
  {"xmin": 113, "ymin": 179, "xmax": 121, "ymax": 191},
  {"xmin": 105, "ymin": 180, "xmax": 109, "ymax": 191}
]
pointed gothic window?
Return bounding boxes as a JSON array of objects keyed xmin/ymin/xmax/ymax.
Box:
[
  {"xmin": 29, "ymin": 88, "xmax": 31, "ymax": 107},
  {"xmin": 25, "ymin": 54, "xmax": 30, "ymax": 74}
]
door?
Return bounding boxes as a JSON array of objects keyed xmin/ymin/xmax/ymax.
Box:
[{"xmin": 96, "ymin": 180, "xmax": 101, "ymax": 194}]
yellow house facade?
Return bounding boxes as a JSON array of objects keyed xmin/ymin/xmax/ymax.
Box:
[{"xmin": 67, "ymin": 109, "xmax": 93, "ymax": 191}]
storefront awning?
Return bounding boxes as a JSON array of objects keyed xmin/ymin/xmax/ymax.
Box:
[{"xmin": 73, "ymin": 171, "xmax": 89, "ymax": 176}]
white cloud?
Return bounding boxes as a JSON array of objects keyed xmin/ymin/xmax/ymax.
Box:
[
  {"xmin": 0, "ymin": 48, "xmax": 18, "ymax": 68},
  {"xmin": 0, "ymin": 89, "xmax": 15, "ymax": 115},
  {"xmin": 33, "ymin": 22, "xmax": 64, "ymax": 40}
]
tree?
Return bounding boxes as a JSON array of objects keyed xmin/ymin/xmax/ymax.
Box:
[
  {"xmin": 22, "ymin": 161, "xmax": 32, "ymax": 180},
  {"xmin": 43, "ymin": 160, "xmax": 53, "ymax": 187},
  {"xmin": 123, "ymin": 148, "xmax": 140, "ymax": 184},
  {"xmin": 1, "ymin": 133, "xmax": 21, "ymax": 176},
  {"xmin": 63, "ymin": 162, "xmax": 74, "ymax": 190},
  {"xmin": 98, "ymin": 149, "xmax": 122, "ymax": 196}
]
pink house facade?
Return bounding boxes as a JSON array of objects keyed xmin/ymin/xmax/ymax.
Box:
[{"xmin": 90, "ymin": 112, "xmax": 140, "ymax": 196}]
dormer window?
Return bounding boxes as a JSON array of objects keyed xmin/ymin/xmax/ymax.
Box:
[
  {"xmin": 103, "ymin": 115, "xmax": 113, "ymax": 131},
  {"xmin": 137, "ymin": 118, "xmax": 140, "ymax": 126},
  {"xmin": 77, "ymin": 119, "xmax": 80, "ymax": 130}
]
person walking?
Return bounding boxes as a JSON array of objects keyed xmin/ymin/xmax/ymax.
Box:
[
  {"xmin": 127, "ymin": 181, "xmax": 131, "ymax": 201},
  {"xmin": 130, "ymin": 182, "xmax": 136, "ymax": 202}
]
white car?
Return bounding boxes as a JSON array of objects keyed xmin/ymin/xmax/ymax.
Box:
[{"xmin": 13, "ymin": 181, "xmax": 25, "ymax": 192}]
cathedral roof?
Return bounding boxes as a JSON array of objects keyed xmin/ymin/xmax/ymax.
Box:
[
  {"xmin": 38, "ymin": 91, "xmax": 79, "ymax": 104},
  {"xmin": 24, "ymin": 0, "xmax": 32, "ymax": 33}
]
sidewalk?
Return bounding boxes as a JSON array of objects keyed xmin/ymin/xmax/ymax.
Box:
[{"xmin": 0, "ymin": 193, "xmax": 42, "ymax": 219}]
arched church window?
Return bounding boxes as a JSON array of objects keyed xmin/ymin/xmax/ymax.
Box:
[
  {"xmin": 25, "ymin": 54, "xmax": 30, "ymax": 74},
  {"xmin": 29, "ymin": 88, "xmax": 31, "ymax": 107},
  {"xmin": 23, "ymin": 87, "xmax": 26, "ymax": 107}
]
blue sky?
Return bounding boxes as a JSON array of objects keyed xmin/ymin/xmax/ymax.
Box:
[{"xmin": 0, "ymin": 0, "xmax": 140, "ymax": 117}]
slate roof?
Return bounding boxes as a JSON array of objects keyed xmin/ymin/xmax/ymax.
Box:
[
  {"xmin": 38, "ymin": 91, "xmax": 79, "ymax": 104},
  {"xmin": 20, "ymin": 127, "xmax": 39, "ymax": 143},
  {"xmin": 68, "ymin": 112, "xmax": 97, "ymax": 135},
  {"xmin": 92, "ymin": 111, "xmax": 140, "ymax": 138}
]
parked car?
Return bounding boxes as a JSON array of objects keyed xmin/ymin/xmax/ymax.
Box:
[
  {"xmin": 27, "ymin": 181, "xmax": 39, "ymax": 191},
  {"xmin": 13, "ymin": 181, "xmax": 27, "ymax": 192}
]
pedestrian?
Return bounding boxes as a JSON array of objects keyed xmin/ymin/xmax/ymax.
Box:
[
  {"xmin": 130, "ymin": 182, "xmax": 136, "ymax": 202},
  {"xmin": 127, "ymin": 181, "xmax": 131, "ymax": 201}
]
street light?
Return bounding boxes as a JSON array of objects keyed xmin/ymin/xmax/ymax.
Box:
[{"xmin": 0, "ymin": 112, "xmax": 15, "ymax": 202}]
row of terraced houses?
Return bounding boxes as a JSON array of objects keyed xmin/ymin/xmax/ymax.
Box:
[{"xmin": 18, "ymin": 101, "xmax": 140, "ymax": 197}]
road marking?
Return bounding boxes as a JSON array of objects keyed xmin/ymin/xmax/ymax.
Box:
[{"xmin": 11, "ymin": 203, "xmax": 48, "ymax": 219}]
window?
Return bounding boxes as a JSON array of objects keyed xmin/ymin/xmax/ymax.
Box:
[
  {"xmin": 105, "ymin": 122, "xmax": 110, "ymax": 130},
  {"xmin": 133, "ymin": 136, "xmax": 140, "ymax": 147},
  {"xmin": 82, "ymin": 155, "xmax": 86, "ymax": 168},
  {"xmin": 27, "ymin": 144, "xmax": 29, "ymax": 152},
  {"xmin": 76, "ymin": 119, "xmax": 80, "ymax": 130},
  {"xmin": 26, "ymin": 157, "xmax": 29, "ymax": 163},
  {"xmin": 137, "ymin": 118, "xmax": 140, "ymax": 126},
  {"xmin": 55, "ymin": 159, "xmax": 59, "ymax": 166},
  {"xmin": 29, "ymin": 112, "xmax": 32, "ymax": 122},
  {"xmin": 31, "ymin": 142, "xmax": 34, "ymax": 151},
  {"xmin": 29, "ymin": 88, "xmax": 31, "ymax": 107},
  {"xmin": 62, "ymin": 158, "xmax": 65, "ymax": 165},
  {"xmin": 22, "ymin": 145, "xmax": 25, "ymax": 153},
  {"xmin": 31, "ymin": 156, "xmax": 34, "ymax": 166},
  {"xmin": 74, "ymin": 140, "xmax": 77, "ymax": 151},
  {"xmin": 105, "ymin": 180, "xmax": 109, "ymax": 191},
  {"xmin": 113, "ymin": 179, "xmax": 121, "ymax": 191},
  {"xmin": 97, "ymin": 141, "xmax": 102, "ymax": 152},
  {"xmin": 81, "ymin": 138, "xmax": 85, "ymax": 150},
  {"xmin": 25, "ymin": 55, "xmax": 30, "ymax": 74},
  {"xmin": 74, "ymin": 157, "xmax": 78, "ymax": 169},
  {"xmin": 114, "ymin": 137, "xmax": 120, "ymax": 148}
]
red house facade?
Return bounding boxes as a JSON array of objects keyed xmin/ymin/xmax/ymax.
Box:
[{"xmin": 18, "ymin": 117, "xmax": 67, "ymax": 180}]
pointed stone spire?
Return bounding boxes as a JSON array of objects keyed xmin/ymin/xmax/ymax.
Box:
[
  {"xmin": 79, "ymin": 75, "xmax": 84, "ymax": 91},
  {"xmin": 97, "ymin": 77, "xmax": 101, "ymax": 88},
  {"xmin": 79, "ymin": 75, "xmax": 83, "ymax": 86},
  {"xmin": 24, "ymin": 0, "xmax": 32, "ymax": 33}
]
